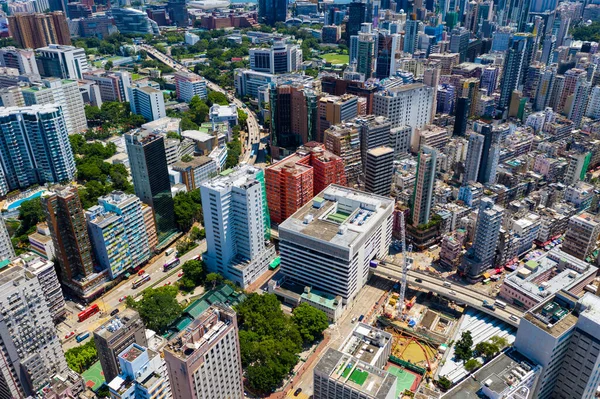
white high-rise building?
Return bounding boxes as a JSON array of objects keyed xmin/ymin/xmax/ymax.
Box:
[
  {"xmin": 0, "ymin": 47, "xmax": 39, "ymax": 76},
  {"xmin": 279, "ymin": 185, "xmax": 394, "ymax": 303},
  {"xmin": 373, "ymin": 83, "xmax": 433, "ymax": 132},
  {"xmin": 22, "ymin": 78, "xmax": 88, "ymax": 133},
  {"xmin": 0, "ymin": 217, "xmax": 15, "ymax": 261},
  {"xmin": 0, "ymin": 264, "xmax": 68, "ymax": 397},
  {"xmin": 200, "ymin": 165, "xmax": 275, "ymax": 288},
  {"xmin": 128, "ymin": 85, "xmax": 166, "ymax": 122},
  {"xmin": 0, "ymin": 105, "xmax": 76, "ymax": 194},
  {"xmin": 174, "ymin": 71, "xmax": 207, "ymax": 102},
  {"xmin": 35, "ymin": 44, "xmax": 89, "ymax": 80},
  {"xmin": 515, "ymin": 292, "xmax": 600, "ymax": 399},
  {"xmin": 164, "ymin": 304, "xmax": 243, "ymax": 399},
  {"xmin": 249, "ymin": 41, "xmax": 302, "ymax": 74}
]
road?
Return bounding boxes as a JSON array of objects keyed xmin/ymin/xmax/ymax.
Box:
[
  {"xmin": 140, "ymin": 44, "xmax": 261, "ymax": 164},
  {"xmin": 374, "ymin": 263, "xmax": 523, "ymax": 327},
  {"xmin": 60, "ymin": 241, "xmax": 206, "ymax": 349}
]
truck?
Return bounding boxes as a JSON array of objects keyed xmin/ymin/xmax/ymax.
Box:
[
  {"xmin": 482, "ymin": 300, "xmax": 496, "ymax": 311},
  {"xmin": 358, "ymin": 315, "xmax": 364, "ymax": 322}
]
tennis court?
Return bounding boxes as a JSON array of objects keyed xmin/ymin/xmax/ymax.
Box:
[
  {"xmin": 387, "ymin": 365, "xmax": 419, "ymax": 395},
  {"xmin": 82, "ymin": 361, "xmax": 105, "ymax": 391}
]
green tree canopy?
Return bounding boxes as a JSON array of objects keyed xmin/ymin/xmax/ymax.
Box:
[
  {"xmin": 65, "ymin": 338, "xmax": 98, "ymax": 373},
  {"xmin": 292, "ymin": 303, "xmax": 329, "ymax": 344},
  {"xmin": 464, "ymin": 358, "xmax": 481, "ymax": 372},
  {"xmin": 126, "ymin": 286, "xmax": 183, "ymax": 333},
  {"xmin": 454, "ymin": 330, "xmax": 473, "ymax": 362},
  {"xmin": 173, "ymin": 190, "xmax": 202, "ymax": 232},
  {"xmin": 17, "ymin": 198, "xmax": 44, "ymax": 236},
  {"xmin": 207, "ymin": 91, "xmax": 229, "ymax": 106}
]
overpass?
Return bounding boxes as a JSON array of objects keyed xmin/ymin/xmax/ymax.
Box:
[
  {"xmin": 140, "ymin": 44, "xmax": 261, "ymax": 164},
  {"xmin": 373, "ymin": 262, "xmax": 523, "ymax": 328}
]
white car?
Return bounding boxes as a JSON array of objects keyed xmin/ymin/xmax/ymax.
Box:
[{"xmin": 449, "ymin": 290, "xmax": 457, "ymax": 295}]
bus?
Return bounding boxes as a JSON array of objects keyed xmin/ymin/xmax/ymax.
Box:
[
  {"xmin": 494, "ymin": 300, "xmax": 507, "ymax": 309},
  {"xmin": 76, "ymin": 332, "xmax": 90, "ymax": 343},
  {"xmin": 132, "ymin": 274, "xmax": 151, "ymax": 289},
  {"xmin": 163, "ymin": 258, "xmax": 180, "ymax": 272},
  {"xmin": 78, "ymin": 304, "xmax": 100, "ymax": 322}
]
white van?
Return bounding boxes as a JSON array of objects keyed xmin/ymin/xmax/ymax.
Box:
[
  {"xmin": 166, "ymin": 248, "xmax": 175, "ymax": 256},
  {"xmin": 443, "ymin": 281, "xmax": 452, "ymax": 288}
]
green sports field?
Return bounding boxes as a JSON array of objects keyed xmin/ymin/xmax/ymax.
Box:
[
  {"xmin": 387, "ymin": 365, "xmax": 418, "ymax": 395},
  {"xmin": 321, "ymin": 53, "xmax": 350, "ymax": 65},
  {"xmin": 82, "ymin": 361, "xmax": 105, "ymax": 391}
]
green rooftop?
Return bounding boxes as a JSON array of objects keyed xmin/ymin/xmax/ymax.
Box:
[
  {"xmin": 0, "ymin": 259, "xmax": 10, "ymax": 269},
  {"xmin": 525, "ymin": 260, "xmax": 539, "ymax": 270},
  {"xmin": 301, "ymin": 287, "xmax": 339, "ymax": 310}
]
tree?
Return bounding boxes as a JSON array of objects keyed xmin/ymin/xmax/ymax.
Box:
[
  {"xmin": 475, "ymin": 341, "xmax": 500, "ymax": 360},
  {"xmin": 292, "ymin": 303, "xmax": 329, "ymax": 344},
  {"xmin": 126, "ymin": 286, "xmax": 183, "ymax": 333},
  {"xmin": 104, "ymin": 60, "xmax": 113, "ymax": 71},
  {"xmin": 489, "ymin": 335, "xmax": 509, "ymax": 349},
  {"xmin": 237, "ymin": 109, "xmax": 248, "ymax": 126},
  {"xmin": 189, "ymin": 95, "xmax": 210, "ymax": 124},
  {"xmin": 454, "ymin": 330, "xmax": 473, "ymax": 362},
  {"xmin": 65, "ymin": 338, "xmax": 98, "ymax": 373},
  {"xmin": 182, "ymin": 259, "xmax": 204, "ymax": 286},
  {"xmin": 17, "ymin": 198, "xmax": 44, "ymax": 236},
  {"xmin": 166, "ymin": 131, "xmax": 180, "ymax": 140},
  {"xmin": 181, "ymin": 154, "xmax": 193, "ymax": 162},
  {"xmin": 437, "ymin": 376, "xmax": 452, "ymax": 391},
  {"xmin": 464, "ymin": 359, "xmax": 481, "ymax": 372},
  {"xmin": 173, "ymin": 191, "xmax": 202, "ymax": 232},
  {"xmin": 205, "ymin": 272, "xmax": 223, "ymax": 289},
  {"xmin": 207, "ymin": 91, "xmax": 229, "ymax": 106},
  {"xmin": 190, "ymin": 226, "xmax": 205, "ymax": 241}
]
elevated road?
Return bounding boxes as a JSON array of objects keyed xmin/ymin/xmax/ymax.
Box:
[
  {"xmin": 374, "ymin": 262, "xmax": 523, "ymax": 327},
  {"xmin": 140, "ymin": 44, "xmax": 261, "ymax": 164}
]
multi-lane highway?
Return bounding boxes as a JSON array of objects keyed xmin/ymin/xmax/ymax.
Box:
[
  {"xmin": 140, "ymin": 44, "xmax": 262, "ymax": 164},
  {"xmin": 374, "ymin": 262, "xmax": 523, "ymax": 327}
]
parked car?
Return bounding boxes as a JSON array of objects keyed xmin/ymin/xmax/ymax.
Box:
[
  {"xmin": 119, "ymin": 296, "xmax": 128, "ymax": 302},
  {"xmin": 110, "ymin": 309, "xmax": 120, "ymax": 316},
  {"xmin": 294, "ymin": 388, "xmax": 302, "ymax": 396},
  {"xmin": 138, "ymin": 269, "xmax": 145, "ymax": 276},
  {"xmin": 64, "ymin": 331, "xmax": 75, "ymax": 340},
  {"xmin": 178, "ymin": 272, "xmax": 184, "ymax": 277}
]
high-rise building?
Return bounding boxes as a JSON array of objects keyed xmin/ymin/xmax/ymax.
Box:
[
  {"xmin": 108, "ymin": 343, "xmax": 172, "ymax": 399},
  {"xmin": 346, "ymin": 0, "xmax": 371, "ymax": 41},
  {"xmin": 270, "ymin": 83, "xmax": 318, "ymax": 150},
  {"xmin": 141, "ymin": 204, "xmax": 158, "ymax": 252},
  {"xmin": 42, "ymin": 186, "xmax": 107, "ymax": 300},
  {"xmin": 499, "ymin": 36, "xmax": 528, "ymax": 110},
  {"xmin": 0, "ymin": 47, "xmax": 39, "ymax": 76},
  {"xmin": 317, "ymin": 94, "xmax": 359, "ymax": 142},
  {"xmin": 86, "ymin": 192, "xmax": 151, "ymax": 280},
  {"xmin": 125, "ymin": 131, "xmax": 176, "ymax": 243},
  {"xmin": 324, "ymin": 123, "xmax": 362, "ymax": 185},
  {"xmin": 365, "ymin": 146, "xmax": 394, "ymax": 196},
  {"xmin": 258, "ymin": 0, "xmax": 288, "ymax": 25},
  {"xmin": 8, "ymin": 12, "xmax": 71, "ymax": 48},
  {"xmin": 83, "ymin": 70, "xmax": 132, "ymax": 103},
  {"xmin": 0, "ymin": 264, "xmax": 68, "ymax": 397},
  {"xmin": 0, "ymin": 105, "xmax": 76, "ymax": 195},
  {"xmin": 0, "ymin": 218, "xmax": 15, "ymax": 262},
  {"xmin": 449, "ymin": 27, "xmax": 470, "ymax": 62},
  {"xmin": 112, "ymin": 8, "xmax": 159, "ymax": 35},
  {"xmin": 164, "ymin": 304, "xmax": 244, "ymax": 399},
  {"xmin": 373, "ymin": 84, "xmax": 433, "ymax": 130},
  {"xmin": 0, "ymin": 87, "xmax": 24, "ymax": 108},
  {"xmin": 249, "ymin": 41, "xmax": 302, "ymax": 74},
  {"xmin": 22, "ymin": 78, "xmax": 88, "ymax": 133},
  {"xmin": 567, "ymin": 77, "xmax": 591, "ymax": 128},
  {"xmin": 266, "ymin": 142, "xmax": 346, "ymax": 224},
  {"xmin": 13, "ymin": 253, "xmax": 66, "ymax": 321},
  {"xmin": 279, "ymin": 185, "xmax": 394, "ymax": 303},
  {"xmin": 35, "ymin": 45, "xmax": 89, "ymax": 80},
  {"xmin": 201, "ymin": 166, "xmax": 275, "ymax": 287},
  {"xmin": 94, "ymin": 309, "xmax": 149, "ymax": 383},
  {"xmin": 557, "ymin": 68, "xmax": 587, "ymax": 114},
  {"xmin": 356, "ymin": 115, "xmax": 391, "ymax": 169},
  {"xmin": 514, "ymin": 292, "xmax": 600, "ymax": 399},
  {"xmin": 128, "ymin": 85, "xmax": 166, "ymax": 122},
  {"xmin": 411, "ymin": 146, "xmax": 437, "ymax": 227},
  {"xmin": 375, "ymin": 31, "xmax": 400, "ymax": 79},
  {"xmin": 167, "ymin": 0, "xmax": 187, "ymax": 26},
  {"xmin": 174, "ymin": 72, "xmax": 207, "ymax": 102},
  {"xmin": 351, "ymin": 25, "xmax": 375, "ymax": 79},
  {"xmin": 403, "ymin": 19, "xmax": 422, "ymax": 54},
  {"xmin": 463, "ymin": 132, "xmax": 484, "ymax": 184},
  {"xmin": 561, "ymin": 212, "xmax": 600, "ymax": 261},
  {"xmin": 477, "ymin": 124, "xmax": 500, "ymax": 184},
  {"xmin": 460, "ymin": 197, "xmax": 503, "ymax": 278}
]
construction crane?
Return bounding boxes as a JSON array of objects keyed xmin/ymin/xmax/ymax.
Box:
[{"xmin": 396, "ymin": 212, "xmax": 413, "ymax": 319}]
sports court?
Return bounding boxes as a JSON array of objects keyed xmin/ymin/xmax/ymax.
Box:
[
  {"xmin": 82, "ymin": 361, "xmax": 105, "ymax": 391},
  {"xmin": 387, "ymin": 365, "xmax": 421, "ymax": 395}
]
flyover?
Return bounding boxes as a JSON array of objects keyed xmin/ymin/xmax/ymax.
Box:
[{"xmin": 374, "ymin": 262, "xmax": 523, "ymax": 327}]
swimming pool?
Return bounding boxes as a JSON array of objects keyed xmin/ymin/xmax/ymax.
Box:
[{"xmin": 6, "ymin": 191, "xmax": 44, "ymax": 211}]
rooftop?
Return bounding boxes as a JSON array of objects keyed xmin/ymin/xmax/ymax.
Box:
[
  {"xmin": 279, "ymin": 185, "xmax": 395, "ymax": 248},
  {"xmin": 94, "ymin": 309, "xmax": 140, "ymax": 339},
  {"xmin": 339, "ymin": 324, "xmax": 391, "ymax": 366},
  {"xmin": 202, "ymin": 165, "xmax": 261, "ymax": 192},
  {"xmin": 367, "ymin": 146, "xmax": 394, "ymax": 157},
  {"xmin": 120, "ymin": 345, "xmax": 143, "ymax": 362},
  {"xmin": 315, "ymin": 348, "xmax": 395, "ymax": 399},
  {"xmin": 524, "ymin": 295, "xmax": 579, "ymax": 338},
  {"xmin": 301, "ymin": 287, "xmax": 341, "ymax": 311},
  {"xmin": 172, "ymin": 156, "xmax": 215, "ymax": 170},
  {"xmin": 445, "ymin": 351, "xmax": 539, "ymax": 399}
]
